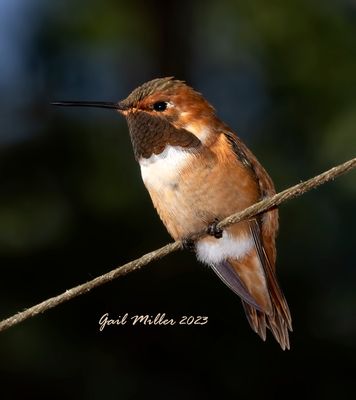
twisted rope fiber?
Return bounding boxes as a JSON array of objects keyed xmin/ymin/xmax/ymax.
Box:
[{"xmin": 0, "ymin": 158, "xmax": 355, "ymax": 333}]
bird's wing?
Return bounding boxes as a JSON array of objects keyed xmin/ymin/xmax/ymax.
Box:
[
  {"xmin": 247, "ymin": 219, "xmax": 292, "ymax": 348},
  {"xmin": 223, "ymin": 129, "xmax": 279, "ymax": 266},
  {"xmin": 209, "ymin": 260, "xmax": 264, "ymax": 311}
]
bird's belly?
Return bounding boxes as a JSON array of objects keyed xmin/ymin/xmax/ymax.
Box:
[
  {"xmin": 139, "ymin": 145, "xmax": 258, "ymax": 240},
  {"xmin": 139, "ymin": 146, "xmax": 204, "ymax": 238}
]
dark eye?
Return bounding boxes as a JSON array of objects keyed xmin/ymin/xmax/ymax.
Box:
[{"xmin": 153, "ymin": 101, "xmax": 168, "ymax": 112}]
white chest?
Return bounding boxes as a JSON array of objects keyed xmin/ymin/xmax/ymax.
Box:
[{"xmin": 139, "ymin": 146, "xmax": 192, "ymax": 192}]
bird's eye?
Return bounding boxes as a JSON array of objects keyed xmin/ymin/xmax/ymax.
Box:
[{"xmin": 153, "ymin": 101, "xmax": 168, "ymax": 112}]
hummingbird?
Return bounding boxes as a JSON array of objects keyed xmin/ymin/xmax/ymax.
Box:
[{"xmin": 53, "ymin": 77, "xmax": 292, "ymax": 349}]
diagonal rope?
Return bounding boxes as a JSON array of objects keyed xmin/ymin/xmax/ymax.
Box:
[{"xmin": 0, "ymin": 157, "xmax": 355, "ymax": 333}]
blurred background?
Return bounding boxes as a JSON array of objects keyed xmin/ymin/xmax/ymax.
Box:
[{"xmin": 0, "ymin": 0, "xmax": 355, "ymax": 398}]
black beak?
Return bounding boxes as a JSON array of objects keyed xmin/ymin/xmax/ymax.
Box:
[{"xmin": 51, "ymin": 101, "xmax": 125, "ymax": 110}]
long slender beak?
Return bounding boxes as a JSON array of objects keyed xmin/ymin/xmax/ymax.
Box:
[{"xmin": 51, "ymin": 101, "xmax": 124, "ymax": 110}]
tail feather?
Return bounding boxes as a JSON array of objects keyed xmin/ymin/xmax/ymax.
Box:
[
  {"xmin": 259, "ymin": 243, "xmax": 292, "ymax": 332},
  {"xmin": 202, "ymin": 219, "xmax": 292, "ymax": 349},
  {"xmin": 242, "ymin": 301, "xmax": 267, "ymax": 342},
  {"xmin": 211, "ymin": 251, "xmax": 292, "ymax": 349},
  {"xmin": 249, "ymin": 219, "xmax": 292, "ymax": 349},
  {"xmin": 242, "ymin": 299, "xmax": 290, "ymax": 350},
  {"xmin": 269, "ymin": 313, "xmax": 290, "ymax": 350}
]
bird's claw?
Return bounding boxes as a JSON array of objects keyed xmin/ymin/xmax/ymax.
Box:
[
  {"xmin": 182, "ymin": 237, "xmax": 196, "ymax": 252},
  {"xmin": 207, "ymin": 219, "xmax": 223, "ymax": 239}
]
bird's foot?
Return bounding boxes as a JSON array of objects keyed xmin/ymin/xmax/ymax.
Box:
[
  {"xmin": 207, "ymin": 219, "xmax": 223, "ymax": 239},
  {"xmin": 182, "ymin": 237, "xmax": 196, "ymax": 252}
]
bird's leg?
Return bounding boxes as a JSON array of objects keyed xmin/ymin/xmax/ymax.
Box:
[
  {"xmin": 181, "ymin": 237, "xmax": 196, "ymax": 252},
  {"xmin": 207, "ymin": 219, "xmax": 223, "ymax": 239}
]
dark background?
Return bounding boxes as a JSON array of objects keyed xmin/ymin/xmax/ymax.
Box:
[{"xmin": 0, "ymin": 0, "xmax": 355, "ymax": 398}]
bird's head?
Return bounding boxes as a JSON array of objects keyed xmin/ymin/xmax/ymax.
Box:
[{"xmin": 52, "ymin": 77, "xmax": 220, "ymax": 159}]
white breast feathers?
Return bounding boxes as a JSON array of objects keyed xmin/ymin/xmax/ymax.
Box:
[{"xmin": 139, "ymin": 145, "xmax": 192, "ymax": 191}]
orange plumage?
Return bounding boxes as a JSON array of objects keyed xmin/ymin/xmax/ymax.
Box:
[{"xmin": 53, "ymin": 77, "xmax": 292, "ymax": 349}]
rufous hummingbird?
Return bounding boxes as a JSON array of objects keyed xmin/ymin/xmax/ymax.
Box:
[{"xmin": 53, "ymin": 77, "xmax": 292, "ymax": 349}]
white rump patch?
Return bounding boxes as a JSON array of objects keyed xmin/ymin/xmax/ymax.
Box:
[
  {"xmin": 196, "ymin": 231, "xmax": 254, "ymax": 265},
  {"xmin": 139, "ymin": 145, "xmax": 191, "ymax": 191}
]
